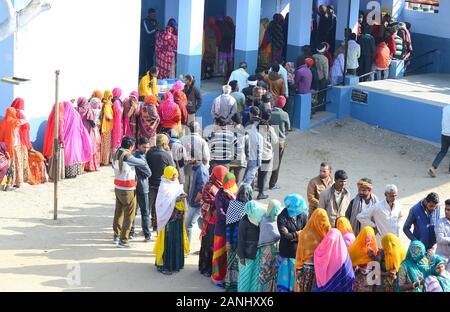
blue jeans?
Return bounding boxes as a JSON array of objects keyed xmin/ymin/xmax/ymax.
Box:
[
  {"xmin": 243, "ymin": 160, "xmax": 260, "ymax": 185},
  {"xmin": 185, "ymin": 207, "xmax": 203, "ymax": 245},
  {"xmin": 131, "ymin": 193, "xmax": 151, "ymax": 239}
]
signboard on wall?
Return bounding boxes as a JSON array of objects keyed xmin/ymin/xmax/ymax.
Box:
[{"xmin": 351, "ymin": 89, "xmax": 369, "ymax": 105}]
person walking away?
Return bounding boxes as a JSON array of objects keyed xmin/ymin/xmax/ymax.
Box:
[
  {"xmin": 211, "ymin": 85, "xmax": 238, "ymax": 124},
  {"xmin": 269, "ymin": 96, "xmax": 290, "ymax": 190},
  {"xmin": 330, "ymin": 44, "xmax": 346, "ymax": 85},
  {"xmin": 184, "ymin": 75, "xmax": 203, "ymax": 124},
  {"xmin": 357, "ymin": 184, "xmax": 403, "ymax": 247},
  {"xmin": 256, "ymin": 111, "xmax": 278, "ymax": 200},
  {"xmin": 229, "ymin": 114, "xmax": 248, "ymax": 184},
  {"xmin": 225, "ymin": 184, "xmax": 253, "ymax": 292},
  {"xmin": 277, "ymin": 194, "xmax": 309, "ymax": 292},
  {"xmin": 318, "ymin": 169, "xmax": 351, "ymax": 226},
  {"xmin": 403, "ymin": 192, "xmax": 441, "ymax": 258},
  {"xmin": 295, "ymin": 206, "xmax": 331, "ymax": 292},
  {"xmin": 130, "ymin": 137, "xmax": 152, "ymax": 241},
  {"xmin": 313, "ymin": 229, "xmax": 355, "ymax": 292},
  {"xmin": 373, "ymin": 41, "xmax": 391, "ymax": 80},
  {"xmin": 345, "ymin": 178, "xmax": 379, "ymax": 236},
  {"xmin": 257, "ymin": 200, "xmax": 282, "ymax": 292},
  {"xmin": 294, "ymin": 56, "xmax": 313, "ymax": 94},
  {"xmin": 242, "ymin": 108, "xmax": 263, "ymax": 186},
  {"xmin": 264, "ymin": 63, "xmax": 286, "ymax": 101},
  {"xmin": 435, "ymin": 199, "xmax": 450, "ymax": 271},
  {"xmin": 312, "ymin": 43, "xmax": 329, "ymax": 112},
  {"xmin": 146, "ymin": 134, "xmax": 175, "ymax": 232},
  {"xmin": 358, "ymin": 26, "xmax": 376, "ymax": 81},
  {"xmin": 347, "ymin": 33, "xmax": 361, "ymax": 75},
  {"xmin": 140, "ymin": 8, "xmax": 159, "ymax": 77},
  {"xmin": 429, "ymin": 104, "xmax": 450, "ymax": 177},
  {"xmin": 207, "ymin": 117, "xmax": 238, "ymax": 171},
  {"xmin": 229, "ymin": 80, "xmax": 246, "ymax": 113},
  {"xmin": 153, "ymin": 166, "xmax": 190, "ymax": 275},
  {"xmin": 237, "ymin": 200, "xmax": 267, "ymax": 292},
  {"xmin": 112, "ymin": 136, "xmax": 150, "ymax": 248}
]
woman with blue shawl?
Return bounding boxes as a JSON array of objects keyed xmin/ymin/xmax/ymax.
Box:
[
  {"xmin": 395, "ymin": 240, "xmax": 429, "ymax": 292},
  {"xmin": 237, "ymin": 200, "xmax": 267, "ymax": 292},
  {"xmin": 276, "ymin": 194, "xmax": 309, "ymax": 292},
  {"xmin": 425, "ymin": 255, "xmax": 450, "ymax": 292}
]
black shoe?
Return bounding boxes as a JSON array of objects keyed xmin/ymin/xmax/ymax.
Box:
[{"xmin": 257, "ymin": 193, "xmax": 269, "ymax": 200}]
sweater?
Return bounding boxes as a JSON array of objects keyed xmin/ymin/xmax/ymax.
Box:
[
  {"xmin": 184, "ymin": 84, "xmax": 202, "ymax": 114},
  {"xmin": 277, "ymin": 208, "xmax": 308, "ymax": 259},
  {"xmin": 146, "ymin": 147, "xmax": 175, "ymax": 187},
  {"xmin": 238, "ymin": 215, "xmax": 260, "ymax": 260}
]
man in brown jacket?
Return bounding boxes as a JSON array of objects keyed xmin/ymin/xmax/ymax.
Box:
[
  {"xmin": 306, "ymin": 162, "xmax": 334, "ymax": 216},
  {"xmin": 264, "ymin": 63, "xmax": 286, "ymax": 100},
  {"xmin": 318, "ymin": 169, "xmax": 351, "ymax": 226}
]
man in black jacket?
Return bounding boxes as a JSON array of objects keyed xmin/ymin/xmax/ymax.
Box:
[
  {"xmin": 184, "ymin": 75, "xmax": 203, "ymax": 124},
  {"xmin": 146, "ymin": 134, "xmax": 175, "ymax": 232}
]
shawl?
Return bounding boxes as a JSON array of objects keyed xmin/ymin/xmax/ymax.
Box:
[
  {"xmin": 173, "ymin": 90, "xmax": 189, "ymax": 125},
  {"xmin": 139, "ymin": 99, "xmax": 160, "ymax": 139},
  {"xmin": 155, "ymin": 166, "xmax": 186, "ymax": 232},
  {"xmin": 76, "ymin": 97, "xmax": 95, "ymax": 133},
  {"xmin": 0, "ymin": 107, "xmax": 19, "ymax": 158},
  {"xmin": 284, "ymin": 194, "xmax": 308, "ymax": 218},
  {"xmin": 10, "ymin": 98, "xmax": 31, "ymax": 149},
  {"xmin": 223, "ymin": 173, "xmax": 238, "ymax": 199},
  {"xmin": 295, "ymin": 208, "xmax": 331, "ymax": 272},
  {"xmin": 92, "ymin": 90, "xmax": 103, "ymax": 100},
  {"xmin": 43, "ymin": 103, "xmax": 65, "ymax": 159},
  {"xmin": 336, "ymin": 217, "xmax": 356, "ymax": 246},
  {"xmin": 429, "ymin": 255, "xmax": 450, "ymax": 292},
  {"xmin": 245, "ymin": 200, "xmax": 266, "ymax": 226},
  {"xmin": 258, "ymin": 200, "xmax": 282, "ymax": 247},
  {"xmin": 62, "ymin": 102, "xmax": 92, "ymax": 166},
  {"xmin": 314, "ymin": 229, "xmax": 355, "ymax": 292},
  {"xmin": 399, "ymin": 240, "xmax": 429, "ymax": 287},
  {"xmin": 226, "ymin": 183, "xmax": 253, "ymax": 225},
  {"xmin": 382, "ymin": 233, "xmax": 407, "ymax": 272},
  {"xmin": 349, "ymin": 194, "xmax": 379, "ymax": 235},
  {"xmin": 348, "ymin": 226, "xmax": 379, "ymax": 267},
  {"xmin": 158, "ymin": 92, "xmax": 181, "ymax": 129}
]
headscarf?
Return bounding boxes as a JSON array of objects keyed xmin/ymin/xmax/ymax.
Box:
[
  {"xmin": 305, "ymin": 58, "xmax": 315, "ymax": 67},
  {"xmin": 61, "ymin": 101, "xmax": 92, "ymax": 166},
  {"xmin": 284, "ymin": 194, "xmax": 308, "ymax": 218},
  {"xmin": 348, "ymin": 226, "xmax": 379, "ymax": 267},
  {"xmin": 245, "ymin": 200, "xmax": 267, "ymax": 226},
  {"xmin": 381, "ymin": 233, "xmax": 407, "ymax": 272},
  {"xmin": 172, "ymin": 81, "xmax": 184, "ymax": 92},
  {"xmin": 92, "ymin": 90, "xmax": 103, "ymax": 100},
  {"xmin": 295, "ymin": 208, "xmax": 331, "ymax": 270},
  {"xmin": 401, "ymin": 240, "xmax": 429, "ymax": 285},
  {"xmin": 223, "ymin": 173, "xmax": 238, "ymax": 198},
  {"xmin": 226, "ymin": 184, "xmax": 253, "ymax": 225},
  {"xmin": 43, "ymin": 102, "xmax": 65, "ymax": 159},
  {"xmin": 275, "ymin": 96, "xmax": 286, "ymax": 109},
  {"xmin": 76, "ymin": 97, "xmax": 95, "ymax": 132},
  {"xmin": 336, "ymin": 217, "xmax": 356, "ymax": 248},
  {"xmin": 10, "ymin": 98, "xmax": 31, "ymax": 149},
  {"xmin": 129, "ymin": 91, "xmax": 139, "ymax": 101},
  {"xmin": 0, "ymin": 107, "xmax": 19, "ymax": 158},
  {"xmin": 103, "ymin": 90, "xmax": 112, "ymax": 103},
  {"xmin": 211, "ymin": 165, "xmax": 229, "ymax": 188},
  {"xmin": 145, "ymin": 95, "xmax": 158, "ymax": 105},
  {"xmin": 357, "ymin": 179, "xmax": 373, "ymax": 190},
  {"xmin": 155, "ymin": 166, "xmax": 185, "ymax": 232},
  {"xmin": 429, "ymin": 255, "xmax": 450, "ymax": 292},
  {"xmin": 266, "ymin": 199, "xmax": 282, "ymax": 221},
  {"xmin": 158, "ymin": 91, "xmax": 181, "ymax": 128},
  {"xmin": 314, "ymin": 229, "xmax": 355, "ymax": 291}
]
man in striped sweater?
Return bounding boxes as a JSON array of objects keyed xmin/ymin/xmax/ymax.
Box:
[{"xmin": 207, "ymin": 116, "xmax": 238, "ymax": 173}]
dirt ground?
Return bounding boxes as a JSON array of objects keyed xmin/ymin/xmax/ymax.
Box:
[{"xmin": 1, "ymin": 118, "xmax": 449, "ymax": 292}]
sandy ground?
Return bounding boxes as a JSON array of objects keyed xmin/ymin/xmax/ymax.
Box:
[{"xmin": 1, "ymin": 117, "xmax": 449, "ymax": 292}]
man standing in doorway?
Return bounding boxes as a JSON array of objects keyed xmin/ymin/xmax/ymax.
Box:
[
  {"xmin": 140, "ymin": 8, "xmax": 160, "ymax": 78},
  {"xmin": 429, "ymin": 104, "xmax": 450, "ymax": 177}
]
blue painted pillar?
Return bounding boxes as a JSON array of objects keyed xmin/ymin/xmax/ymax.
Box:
[
  {"xmin": 287, "ymin": 0, "xmax": 313, "ymax": 62},
  {"xmin": 292, "ymin": 93, "xmax": 312, "ymax": 131},
  {"xmin": 336, "ymin": 0, "xmax": 360, "ymax": 41},
  {"xmin": 235, "ymin": 0, "xmax": 261, "ymax": 75},
  {"xmin": 176, "ymin": 0, "xmax": 205, "ymax": 83}
]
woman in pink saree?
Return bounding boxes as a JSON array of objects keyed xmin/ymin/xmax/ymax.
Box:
[
  {"xmin": 122, "ymin": 91, "xmax": 139, "ymax": 139},
  {"xmin": 76, "ymin": 97, "xmax": 98, "ymax": 172},
  {"xmin": 111, "ymin": 88, "xmax": 123, "ymax": 155},
  {"xmin": 156, "ymin": 23, "xmax": 178, "ymax": 79},
  {"xmin": 64, "ymin": 101, "xmax": 92, "ymax": 178}
]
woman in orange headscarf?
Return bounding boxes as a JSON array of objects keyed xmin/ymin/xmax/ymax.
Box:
[
  {"xmin": 336, "ymin": 216, "xmax": 356, "ymax": 248},
  {"xmin": 0, "ymin": 107, "xmax": 21, "ymax": 187},
  {"xmin": 348, "ymin": 226, "xmax": 379, "ymax": 292},
  {"xmin": 294, "ymin": 208, "xmax": 331, "ymax": 292},
  {"xmin": 100, "ymin": 90, "xmax": 114, "ymax": 165}
]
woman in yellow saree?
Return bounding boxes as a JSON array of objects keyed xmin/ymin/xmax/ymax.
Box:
[{"xmin": 153, "ymin": 166, "xmax": 190, "ymax": 275}]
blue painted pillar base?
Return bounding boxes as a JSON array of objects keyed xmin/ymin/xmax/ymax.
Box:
[
  {"xmin": 327, "ymin": 86, "xmax": 352, "ymax": 119},
  {"xmin": 286, "ymin": 44, "xmax": 303, "ymax": 63},
  {"xmin": 293, "ymin": 93, "xmax": 312, "ymax": 131},
  {"xmin": 389, "ymin": 60, "xmax": 405, "ymax": 79},
  {"xmin": 177, "ymin": 53, "xmax": 202, "ymax": 86},
  {"xmin": 234, "ymin": 49, "xmax": 258, "ymax": 75},
  {"xmin": 345, "ymin": 75, "xmax": 360, "ymax": 86}
]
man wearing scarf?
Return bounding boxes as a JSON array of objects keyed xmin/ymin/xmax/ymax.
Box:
[{"xmin": 346, "ymin": 178, "xmax": 379, "ymax": 236}]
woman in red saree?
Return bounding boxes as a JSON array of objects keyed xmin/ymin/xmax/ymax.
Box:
[
  {"xmin": 156, "ymin": 23, "xmax": 178, "ymax": 79},
  {"xmin": 138, "ymin": 95, "xmax": 160, "ymax": 147}
]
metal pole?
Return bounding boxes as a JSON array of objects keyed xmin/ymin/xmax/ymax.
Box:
[
  {"xmin": 53, "ymin": 70, "xmax": 60, "ymax": 221},
  {"xmin": 343, "ymin": 0, "xmax": 352, "ymax": 86}
]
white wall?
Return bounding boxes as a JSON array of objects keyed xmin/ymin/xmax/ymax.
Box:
[{"xmin": 12, "ymin": 0, "xmax": 141, "ymax": 121}]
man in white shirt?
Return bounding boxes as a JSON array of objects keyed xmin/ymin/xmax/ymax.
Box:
[
  {"xmin": 228, "ymin": 62, "xmax": 250, "ymax": 91},
  {"xmin": 429, "ymin": 105, "xmax": 450, "ymax": 177},
  {"xmin": 435, "ymin": 199, "xmax": 450, "ymax": 270},
  {"xmin": 357, "ymin": 184, "xmax": 403, "ymax": 247},
  {"xmin": 211, "ymin": 85, "xmax": 238, "ymax": 124}
]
